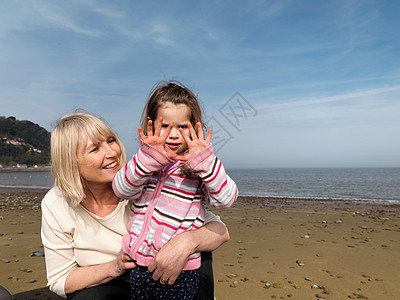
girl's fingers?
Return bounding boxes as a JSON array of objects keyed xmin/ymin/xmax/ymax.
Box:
[
  {"xmin": 205, "ymin": 128, "xmax": 212, "ymax": 145},
  {"xmin": 179, "ymin": 128, "xmax": 192, "ymax": 146},
  {"xmin": 187, "ymin": 122, "xmax": 198, "ymax": 140},
  {"xmin": 138, "ymin": 126, "xmax": 146, "ymax": 140},
  {"xmin": 161, "ymin": 123, "xmax": 173, "ymax": 140},
  {"xmin": 147, "ymin": 120, "xmax": 154, "ymax": 137},
  {"xmin": 153, "ymin": 117, "xmax": 163, "ymax": 137},
  {"xmin": 196, "ymin": 122, "xmax": 204, "ymax": 140}
]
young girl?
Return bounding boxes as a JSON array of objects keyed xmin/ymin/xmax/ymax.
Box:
[{"xmin": 112, "ymin": 81, "xmax": 238, "ymax": 299}]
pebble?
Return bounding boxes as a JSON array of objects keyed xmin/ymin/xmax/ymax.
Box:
[
  {"xmin": 30, "ymin": 251, "xmax": 45, "ymax": 257},
  {"xmin": 3, "ymin": 259, "xmax": 11, "ymax": 263},
  {"xmin": 224, "ymin": 263, "xmax": 234, "ymax": 266},
  {"xmin": 296, "ymin": 260, "xmax": 305, "ymax": 266},
  {"xmin": 311, "ymin": 284, "xmax": 320, "ymax": 289},
  {"xmin": 272, "ymin": 283, "xmax": 282, "ymax": 288},
  {"xmin": 226, "ymin": 274, "xmax": 237, "ymax": 278},
  {"xmin": 8, "ymin": 277, "xmax": 18, "ymax": 282},
  {"xmin": 305, "ymin": 277, "xmax": 312, "ymax": 281}
]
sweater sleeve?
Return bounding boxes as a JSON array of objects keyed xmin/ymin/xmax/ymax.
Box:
[
  {"xmin": 41, "ymin": 190, "xmax": 78, "ymax": 298},
  {"xmin": 185, "ymin": 144, "xmax": 238, "ymax": 208},
  {"xmin": 112, "ymin": 141, "xmax": 174, "ymax": 199}
]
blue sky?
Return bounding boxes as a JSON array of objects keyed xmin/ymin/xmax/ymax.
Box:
[{"xmin": 1, "ymin": 0, "xmax": 399, "ymax": 169}]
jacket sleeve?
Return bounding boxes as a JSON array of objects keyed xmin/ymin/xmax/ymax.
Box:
[
  {"xmin": 112, "ymin": 141, "xmax": 174, "ymax": 199},
  {"xmin": 185, "ymin": 144, "xmax": 238, "ymax": 208}
]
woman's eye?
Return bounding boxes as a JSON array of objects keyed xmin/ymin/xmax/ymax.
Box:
[
  {"xmin": 89, "ymin": 146, "xmax": 99, "ymax": 153},
  {"xmin": 108, "ymin": 138, "xmax": 116, "ymax": 144},
  {"xmin": 179, "ymin": 125, "xmax": 188, "ymax": 129}
]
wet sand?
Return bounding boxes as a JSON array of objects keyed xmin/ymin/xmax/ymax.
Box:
[{"xmin": 1, "ymin": 189, "xmax": 399, "ymax": 299}]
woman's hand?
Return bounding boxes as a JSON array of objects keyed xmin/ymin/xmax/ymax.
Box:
[
  {"xmin": 176, "ymin": 122, "xmax": 212, "ymax": 161},
  {"xmin": 147, "ymin": 220, "xmax": 228, "ymax": 285},
  {"xmin": 138, "ymin": 117, "xmax": 177, "ymax": 159},
  {"xmin": 113, "ymin": 249, "xmax": 137, "ymax": 277},
  {"xmin": 147, "ymin": 231, "xmax": 196, "ymax": 285}
]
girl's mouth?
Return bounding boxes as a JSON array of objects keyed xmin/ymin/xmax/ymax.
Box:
[{"xmin": 166, "ymin": 143, "xmax": 180, "ymax": 150}]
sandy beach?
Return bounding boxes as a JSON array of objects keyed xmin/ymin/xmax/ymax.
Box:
[{"xmin": 1, "ymin": 189, "xmax": 399, "ymax": 299}]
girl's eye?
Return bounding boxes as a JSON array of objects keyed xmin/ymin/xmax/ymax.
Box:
[
  {"xmin": 161, "ymin": 124, "xmax": 169, "ymax": 128},
  {"xmin": 179, "ymin": 125, "xmax": 188, "ymax": 129}
]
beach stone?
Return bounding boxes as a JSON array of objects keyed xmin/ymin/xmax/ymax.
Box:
[
  {"xmin": 224, "ymin": 263, "xmax": 234, "ymax": 266},
  {"xmin": 272, "ymin": 283, "xmax": 282, "ymax": 288},
  {"xmin": 229, "ymin": 280, "xmax": 239, "ymax": 288},
  {"xmin": 305, "ymin": 277, "xmax": 312, "ymax": 281},
  {"xmin": 8, "ymin": 277, "xmax": 19, "ymax": 282},
  {"xmin": 3, "ymin": 259, "xmax": 11, "ymax": 263},
  {"xmin": 30, "ymin": 251, "xmax": 45, "ymax": 257},
  {"xmin": 311, "ymin": 284, "xmax": 320, "ymax": 289},
  {"xmin": 296, "ymin": 260, "xmax": 305, "ymax": 266}
]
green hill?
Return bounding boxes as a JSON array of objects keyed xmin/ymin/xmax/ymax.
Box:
[{"xmin": 0, "ymin": 116, "xmax": 50, "ymax": 167}]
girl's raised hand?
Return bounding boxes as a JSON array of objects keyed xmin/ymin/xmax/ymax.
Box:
[
  {"xmin": 176, "ymin": 122, "xmax": 212, "ymax": 161},
  {"xmin": 138, "ymin": 117, "xmax": 177, "ymax": 159}
]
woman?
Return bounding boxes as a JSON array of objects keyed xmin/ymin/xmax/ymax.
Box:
[{"xmin": 41, "ymin": 111, "xmax": 229, "ymax": 299}]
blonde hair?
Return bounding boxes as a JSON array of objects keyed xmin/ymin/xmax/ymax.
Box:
[{"xmin": 51, "ymin": 110, "xmax": 126, "ymax": 205}]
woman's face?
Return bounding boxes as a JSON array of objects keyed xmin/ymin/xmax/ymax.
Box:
[{"xmin": 76, "ymin": 134, "xmax": 121, "ymax": 185}]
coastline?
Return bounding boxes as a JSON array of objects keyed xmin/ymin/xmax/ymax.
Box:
[
  {"xmin": 0, "ymin": 167, "xmax": 51, "ymax": 172},
  {"xmin": 1, "ymin": 189, "xmax": 399, "ymax": 299}
]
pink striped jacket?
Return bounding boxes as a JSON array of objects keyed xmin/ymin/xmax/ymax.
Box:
[{"xmin": 112, "ymin": 142, "xmax": 238, "ymax": 270}]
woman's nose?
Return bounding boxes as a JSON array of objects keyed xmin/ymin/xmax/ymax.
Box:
[{"xmin": 104, "ymin": 143, "xmax": 118, "ymax": 157}]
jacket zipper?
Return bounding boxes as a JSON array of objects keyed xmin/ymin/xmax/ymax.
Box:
[{"xmin": 130, "ymin": 162, "xmax": 180, "ymax": 255}]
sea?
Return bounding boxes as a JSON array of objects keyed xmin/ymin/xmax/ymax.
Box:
[{"xmin": 0, "ymin": 167, "xmax": 399, "ymax": 205}]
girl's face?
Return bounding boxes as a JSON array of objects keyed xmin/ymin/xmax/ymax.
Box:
[
  {"xmin": 155, "ymin": 102, "xmax": 191, "ymax": 155},
  {"xmin": 77, "ymin": 134, "xmax": 121, "ymax": 186}
]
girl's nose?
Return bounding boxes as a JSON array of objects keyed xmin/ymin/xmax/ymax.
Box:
[{"xmin": 169, "ymin": 127, "xmax": 179, "ymax": 138}]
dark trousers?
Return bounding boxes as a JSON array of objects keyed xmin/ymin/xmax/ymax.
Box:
[
  {"xmin": 67, "ymin": 252, "xmax": 214, "ymax": 300},
  {"xmin": 130, "ymin": 266, "xmax": 199, "ymax": 299}
]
